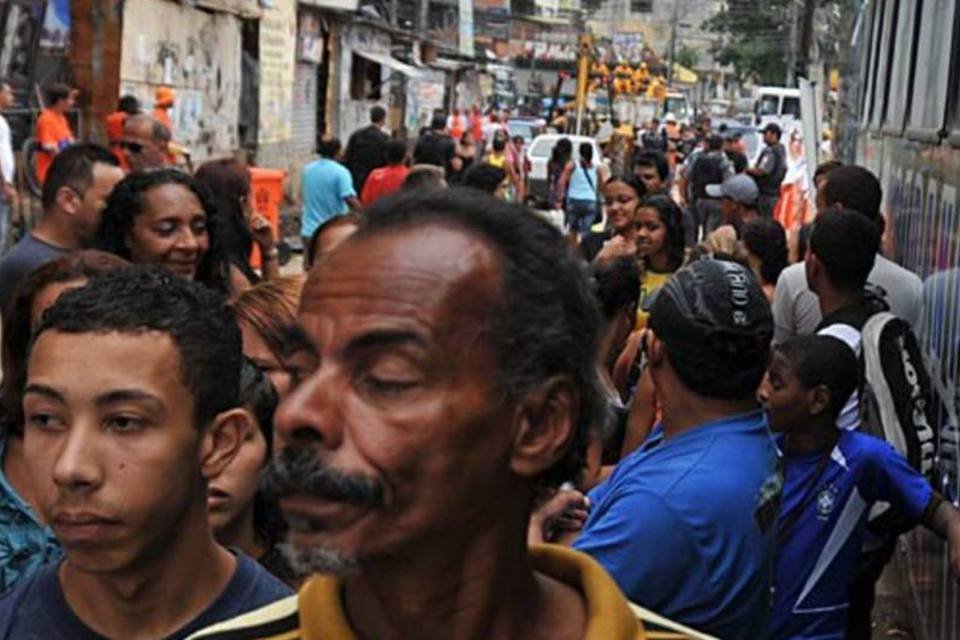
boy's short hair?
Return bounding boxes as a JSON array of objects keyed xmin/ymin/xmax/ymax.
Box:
[
  {"xmin": 633, "ymin": 151, "xmax": 669, "ymax": 181},
  {"xmin": 809, "ymin": 209, "xmax": 880, "ymax": 293},
  {"xmin": 777, "ymin": 335, "xmax": 859, "ymax": 420},
  {"xmin": 34, "ymin": 266, "xmax": 243, "ymax": 429},
  {"xmin": 386, "ymin": 139, "xmax": 408, "ymax": 164}
]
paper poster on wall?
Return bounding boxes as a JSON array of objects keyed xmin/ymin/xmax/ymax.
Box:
[
  {"xmin": 119, "ymin": 0, "xmax": 242, "ymax": 161},
  {"xmin": 258, "ymin": 0, "xmax": 296, "ymax": 144}
]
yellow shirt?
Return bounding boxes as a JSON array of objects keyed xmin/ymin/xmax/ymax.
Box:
[
  {"xmin": 487, "ymin": 152, "xmax": 507, "ymax": 169},
  {"xmin": 186, "ymin": 545, "xmax": 707, "ymax": 639},
  {"xmin": 636, "ymin": 268, "xmax": 674, "ymax": 329}
]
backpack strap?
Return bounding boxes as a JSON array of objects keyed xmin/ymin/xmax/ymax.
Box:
[{"xmin": 859, "ymin": 312, "xmax": 908, "ymax": 455}]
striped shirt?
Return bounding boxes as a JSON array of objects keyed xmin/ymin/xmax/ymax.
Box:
[{"xmin": 187, "ymin": 545, "xmax": 713, "ymax": 640}]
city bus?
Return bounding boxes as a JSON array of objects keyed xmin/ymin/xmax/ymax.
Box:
[{"xmin": 854, "ymin": 1, "xmax": 960, "ymax": 636}]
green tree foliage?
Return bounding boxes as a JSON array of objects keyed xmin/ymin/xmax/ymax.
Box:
[
  {"xmin": 703, "ymin": 0, "xmax": 792, "ymax": 84},
  {"xmin": 675, "ymin": 45, "xmax": 700, "ymax": 70}
]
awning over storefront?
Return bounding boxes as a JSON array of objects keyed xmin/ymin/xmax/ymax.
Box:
[
  {"xmin": 672, "ymin": 62, "xmax": 699, "ymax": 85},
  {"xmin": 356, "ymin": 51, "xmax": 424, "ymax": 79}
]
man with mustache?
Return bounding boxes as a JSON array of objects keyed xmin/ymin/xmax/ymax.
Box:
[
  {"xmin": 0, "ymin": 267, "xmax": 292, "ymax": 639},
  {"xmin": 190, "ymin": 190, "xmax": 667, "ymax": 639}
]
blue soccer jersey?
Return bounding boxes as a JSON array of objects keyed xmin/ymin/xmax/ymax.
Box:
[{"xmin": 768, "ymin": 429, "xmax": 933, "ymax": 639}]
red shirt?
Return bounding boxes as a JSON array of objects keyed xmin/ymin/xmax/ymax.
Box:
[{"xmin": 361, "ymin": 165, "xmax": 410, "ymax": 205}]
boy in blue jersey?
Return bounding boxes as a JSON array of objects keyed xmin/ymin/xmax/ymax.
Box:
[
  {"xmin": 0, "ymin": 268, "xmax": 292, "ymax": 639},
  {"xmin": 759, "ymin": 335, "xmax": 960, "ymax": 639}
]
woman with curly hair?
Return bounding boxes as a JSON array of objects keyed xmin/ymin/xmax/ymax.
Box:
[{"xmin": 95, "ymin": 169, "xmax": 232, "ymax": 294}]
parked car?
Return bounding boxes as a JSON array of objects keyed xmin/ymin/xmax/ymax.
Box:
[{"xmin": 526, "ymin": 134, "xmax": 603, "ymax": 208}]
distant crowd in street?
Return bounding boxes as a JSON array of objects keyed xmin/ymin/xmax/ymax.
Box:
[{"xmin": 0, "ymin": 80, "xmax": 955, "ymax": 640}]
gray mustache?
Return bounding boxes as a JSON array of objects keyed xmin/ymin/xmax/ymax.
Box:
[{"xmin": 261, "ymin": 446, "xmax": 386, "ymax": 508}]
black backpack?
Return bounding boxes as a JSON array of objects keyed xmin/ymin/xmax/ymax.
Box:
[{"xmin": 858, "ymin": 312, "xmax": 938, "ymax": 532}]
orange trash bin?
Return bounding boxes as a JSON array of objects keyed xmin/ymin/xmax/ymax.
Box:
[{"xmin": 248, "ymin": 167, "xmax": 286, "ymax": 269}]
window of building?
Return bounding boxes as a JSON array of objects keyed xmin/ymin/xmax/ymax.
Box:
[
  {"xmin": 350, "ymin": 53, "xmax": 382, "ymax": 101},
  {"xmin": 630, "ymin": 0, "xmax": 653, "ymax": 13},
  {"xmin": 908, "ymin": 0, "xmax": 955, "ymax": 141}
]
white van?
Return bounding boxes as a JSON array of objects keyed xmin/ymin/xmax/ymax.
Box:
[{"xmin": 753, "ymin": 86, "xmax": 801, "ymax": 129}]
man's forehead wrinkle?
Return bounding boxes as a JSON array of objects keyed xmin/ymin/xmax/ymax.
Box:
[{"xmin": 304, "ymin": 228, "xmax": 503, "ymax": 318}]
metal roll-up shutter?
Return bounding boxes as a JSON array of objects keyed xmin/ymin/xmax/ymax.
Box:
[{"xmin": 292, "ymin": 62, "xmax": 318, "ymax": 157}]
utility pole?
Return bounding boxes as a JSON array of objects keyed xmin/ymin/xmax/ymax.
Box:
[
  {"xmin": 418, "ymin": 0, "xmax": 429, "ymax": 35},
  {"xmin": 797, "ymin": 0, "xmax": 817, "ymax": 80},
  {"xmin": 786, "ymin": 0, "xmax": 798, "ymax": 85},
  {"xmin": 666, "ymin": 0, "xmax": 680, "ymax": 86}
]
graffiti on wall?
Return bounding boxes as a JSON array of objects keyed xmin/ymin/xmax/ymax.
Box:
[
  {"xmin": 120, "ymin": 0, "xmax": 242, "ymax": 161},
  {"xmin": 258, "ymin": 0, "xmax": 296, "ymax": 145}
]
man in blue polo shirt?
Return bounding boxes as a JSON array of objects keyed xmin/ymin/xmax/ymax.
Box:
[{"xmin": 571, "ymin": 259, "xmax": 782, "ymax": 639}]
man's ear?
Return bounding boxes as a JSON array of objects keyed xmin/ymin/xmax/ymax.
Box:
[
  {"xmin": 509, "ymin": 375, "xmax": 579, "ymax": 480},
  {"xmin": 55, "ymin": 185, "xmax": 80, "ymax": 216},
  {"xmin": 200, "ymin": 408, "xmax": 251, "ymax": 481},
  {"xmin": 805, "ymin": 251, "xmax": 820, "ymax": 283},
  {"xmin": 808, "ymin": 385, "xmax": 832, "ymax": 418},
  {"xmin": 646, "ymin": 328, "xmax": 666, "ymax": 367}
]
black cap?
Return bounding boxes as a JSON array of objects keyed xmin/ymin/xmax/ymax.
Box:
[{"xmin": 649, "ymin": 260, "xmax": 773, "ymax": 399}]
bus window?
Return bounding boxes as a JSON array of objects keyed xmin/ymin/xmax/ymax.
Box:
[
  {"xmin": 909, "ymin": 0, "xmax": 956, "ymax": 140},
  {"xmin": 884, "ymin": 0, "xmax": 921, "ymax": 134},
  {"xmin": 861, "ymin": 0, "xmax": 886, "ymax": 128},
  {"xmin": 782, "ymin": 97, "xmax": 800, "ymax": 118},
  {"xmin": 870, "ymin": 0, "xmax": 899, "ymax": 132},
  {"xmin": 859, "ymin": 0, "xmax": 883, "ymax": 127}
]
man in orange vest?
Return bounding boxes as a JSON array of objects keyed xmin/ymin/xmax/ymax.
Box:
[
  {"xmin": 35, "ymin": 84, "xmax": 76, "ymax": 185},
  {"xmin": 152, "ymin": 87, "xmax": 178, "ymax": 165},
  {"xmin": 447, "ymin": 108, "xmax": 466, "ymax": 141},
  {"xmin": 152, "ymin": 86, "xmax": 175, "ymax": 131},
  {"xmin": 104, "ymin": 95, "xmax": 141, "ymax": 169}
]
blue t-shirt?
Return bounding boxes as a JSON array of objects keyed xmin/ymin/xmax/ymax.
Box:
[
  {"xmin": 567, "ymin": 164, "xmax": 599, "ymax": 202},
  {"xmin": 300, "ymin": 158, "xmax": 356, "ymax": 239},
  {"xmin": 0, "ymin": 233, "xmax": 68, "ymax": 311},
  {"xmin": 767, "ymin": 430, "xmax": 932, "ymax": 640},
  {"xmin": 0, "ymin": 551, "xmax": 292, "ymax": 639},
  {"xmin": 574, "ymin": 410, "xmax": 782, "ymax": 640}
]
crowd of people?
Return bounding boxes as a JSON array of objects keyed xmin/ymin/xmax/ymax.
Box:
[{"xmin": 0, "ymin": 82, "xmax": 956, "ymax": 640}]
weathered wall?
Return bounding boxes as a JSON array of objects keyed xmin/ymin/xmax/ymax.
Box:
[
  {"xmin": 257, "ymin": 0, "xmax": 296, "ymax": 147},
  {"xmin": 336, "ymin": 24, "xmax": 391, "ymax": 142},
  {"xmin": 255, "ymin": 0, "xmax": 306, "ymax": 199},
  {"xmin": 119, "ymin": 0, "xmax": 242, "ymax": 161}
]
